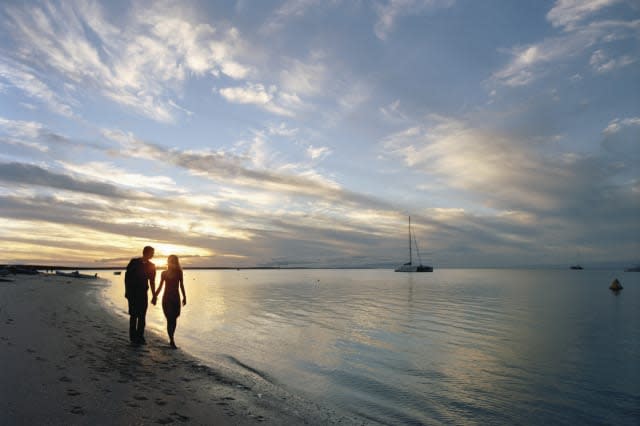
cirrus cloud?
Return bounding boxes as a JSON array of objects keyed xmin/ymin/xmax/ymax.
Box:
[{"xmin": 1, "ymin": 0, "xmax": 252, "ymax": 122}]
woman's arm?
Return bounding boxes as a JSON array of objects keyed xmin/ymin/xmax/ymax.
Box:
[
  {"xmin": 180, "ymin": 270, "xmax": 187, "ymax": 306},
  {"xmin": 153, "ymin": 272, "xmax": 165, "ymax": 304}
]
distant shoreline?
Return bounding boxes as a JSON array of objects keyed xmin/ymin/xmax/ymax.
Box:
[
  {"xmin": 2, "ymin": 264, "xmax": 335, "ymax": 271},
  {"xmin": 3, "ymin": 263, "xmax": 638, "ymax": 271}
]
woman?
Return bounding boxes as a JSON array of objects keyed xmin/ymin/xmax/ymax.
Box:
[{"xmin": 154, "ymin": 255, "xmax": 187, "ymax": 348}]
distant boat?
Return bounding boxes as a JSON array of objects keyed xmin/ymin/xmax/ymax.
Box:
[
  {"xmin": 56, "ymin": 270, "xmax": 98, "ymax": 279},
  {"xmin": 570, "ymin": 265, "xmax": 583, "ymax": 270},
  {"xmin": 114, "ymin": 271, "xmax": 122, "ymax": 275},
  {"xmin": 624, "ymin": 265, "xmax": 640, "ymax": 272},
  {"xmin": 395, "ymin": 216, "xmax": 433, "ymax": 272}
]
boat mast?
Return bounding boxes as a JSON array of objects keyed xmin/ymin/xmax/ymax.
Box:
[{"xmin": 408, "ymin": 216, "xmax": 412, "ymax": 265}]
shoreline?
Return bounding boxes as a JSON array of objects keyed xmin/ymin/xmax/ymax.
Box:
[{"xmin": 0, "ymin": 274, "xmax": 360, "ymax": 425}]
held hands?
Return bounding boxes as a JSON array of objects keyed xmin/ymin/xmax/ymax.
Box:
[{"xmin": 151, "ymin": 293, "xmax": 158, "ymax": 306}]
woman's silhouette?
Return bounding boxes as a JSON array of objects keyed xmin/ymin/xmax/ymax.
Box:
[{"xmin": 154, "ymin": 255, "xmax": 187, "ymax": 348}]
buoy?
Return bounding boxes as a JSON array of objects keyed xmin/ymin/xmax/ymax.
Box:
[{"xmin": 609, "ymin": 278, "xmax": 623, "ymax": 291}]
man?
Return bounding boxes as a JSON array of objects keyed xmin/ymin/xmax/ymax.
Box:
[{"xmin": 124, "ymin": 246, "xmax": 156, "ymax": 345}]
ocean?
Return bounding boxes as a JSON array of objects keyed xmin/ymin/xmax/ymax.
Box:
[{"xmin": 101, "ymin": 268, "xmax": 639, "ymax": 425}]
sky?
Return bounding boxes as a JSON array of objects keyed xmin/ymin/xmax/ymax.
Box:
[{"xmin": 0, "ymin": 0, "xmax": 639, "ymax": 268}]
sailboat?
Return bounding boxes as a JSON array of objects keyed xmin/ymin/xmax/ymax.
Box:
[
  {"xmin": 395, "ymin": 216, "xmax": 433, "ymax": 272},
  {"xmin": 570, "ymin": 250, "xmax": 583, "ymax": 270}
]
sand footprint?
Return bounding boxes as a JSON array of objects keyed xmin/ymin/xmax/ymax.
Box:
[
  {"xmin": 69, "ymin": 406, "xmax": 85, "ymax": 415},
  {"xmin": 169, "ymin": 412, "xmax": 190, "ymax": 422},
  {"xmin": 67, "ymin": 389, "xmax": 81, "ymax": 397}
]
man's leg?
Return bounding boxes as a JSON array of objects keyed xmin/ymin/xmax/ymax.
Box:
[
  {"xmin": 136, "ymin": 295, "xmax": 148, "ymax": 343},
  {"xmin": 129, "ymin": 315, "xmax": 137, "ymax": 343},
  {"xmin": 128, "ymin": 296, "xmax": 139, "ymax": 344},
  {"xmin": 137, "ymin": 315, "xmax": 146, "ymax": 343}
]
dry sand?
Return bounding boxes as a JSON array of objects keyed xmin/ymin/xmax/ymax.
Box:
[{"xmin": 0, "ymin": 274, "xmax": 361, "ymax": 425}]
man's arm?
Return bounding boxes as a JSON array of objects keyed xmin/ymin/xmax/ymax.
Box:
[
  {"xmin": 153, "ymin": 272, "xmax": 163, "ymax": 305},
  {"xmin": 149, "ymin": 265, "xmax": 157, "ymax": 303}
]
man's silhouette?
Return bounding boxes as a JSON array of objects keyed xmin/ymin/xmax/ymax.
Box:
[{"xmin": 124, "ymin": 246, "xmax": 156, "ymax": 345}]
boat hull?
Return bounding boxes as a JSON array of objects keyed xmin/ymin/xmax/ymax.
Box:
[
  {"xmin": 56, "ymin": 271, "xmax": 97, "ymax": 279},
  {"xmin": 394, "ymin": 264, "xmax": 433, "ymax": 272}
]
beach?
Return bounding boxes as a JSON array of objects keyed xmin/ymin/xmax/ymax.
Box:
[{"xmin": 0, "ymin": 273, "xmax": 357, "ymax": 425}]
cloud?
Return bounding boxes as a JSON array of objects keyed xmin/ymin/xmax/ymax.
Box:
[
  {"xmin": 1, "ymin": 0, "xmax": 252, "ymax": 122},
  {"xmin": 0, "ymin": 192, "xmax": 373, "ymax": 267},
  {"xmin": 261, "ymin": 0, "xmax": 324, "ymax": 33},
  {"xmin": 0, "ymin": 118, "xmax": 49, "ymax": 152},
  {"xmin": 337, "ymin": 80, "xmax": 371, "ymax": 111},
  {"xmin": 601, "ymin": 117, "xmax": 640, "ymax": 164},
  {"xmin": 218, "ymin": 83, "xmax": 302, "ymax": 117},
  {"xmin": 103, "ymin": 128, "xmax": 392, "ymax": 211},
  {"xmin": 0, "ymin": 161, "xmax": 147, "ymax": 199},
  {"xmin": 306, "ymin": 145, "xmax": 332, "ymax": 160},
  {"xmin": 58, "ymin": 161, "xmax": 181, "ymax": 193},
  {"xmin": 381, "ymin": 115, "xmax": 636, "ymax": 215},
  {"xmin": 0, "ymin": 62, "xmax": 74, "ymax": 117},
  {"xmin": 267, "ymin": 122, "xmax": 299, "ymax": 137},
  {"xmin": 380, "ymin": 100, "xmax": 408, "ymax": 122},
  {"xmin": 279, "ymin": 53, "xmax": 328, "ymax": 96},
  {"xmin": 603, "ymin": 116, "xmax": 640, "ymax": 135},
  {"xmin": 547, "ymin": 0, "xmax": 622, "ymax": 30},
  {"xmin": 589, "ymin": 49, "xmax": 635, "ymax": 73},
  {"xmin": 0, "ymin": 117, "xmax": 108, "ymax": 157},
  {"xmin": 219, "ymin": 83, "xmax": 275, "ymax": 105},
  {"xmin": 492, "ymin": 19, "xmax": 640, "ymax": 87},
  {"xmin": 0, "ymin": 195, "xmax": 217, "ymax": 251},
  {"xmin": 374, "ymin": 0, "xmax": 455, "ymax": 40},
  {"xmin": 0, "ymin": 117, "xmax": 44, "ymax": 139},
  {"xmin": 380, "ymin": 115, "xmax": 640, "ymax": 264}
]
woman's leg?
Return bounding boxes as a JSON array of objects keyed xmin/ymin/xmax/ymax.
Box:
[{"xmin": 168, "ymin": 317, "xmax": 177, "ymax": 347}]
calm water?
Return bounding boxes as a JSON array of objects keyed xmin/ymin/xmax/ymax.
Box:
[{"xmin": 101, "ymin": 269, "xmax": 639, "ymax": 425}]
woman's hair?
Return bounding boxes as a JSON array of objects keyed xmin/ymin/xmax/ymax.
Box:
[{"xmin": 167, "ymin": 254, "xmax": 182, "ymax": 272}]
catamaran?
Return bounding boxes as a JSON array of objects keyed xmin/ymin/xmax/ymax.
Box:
[{"xmin": 395, "ymin": 216, "xmax": 433, "ymax": 272}]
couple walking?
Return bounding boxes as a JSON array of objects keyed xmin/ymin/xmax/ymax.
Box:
[{"xmin": 125, "ymin": 246, "xmax": 187, "ymax": 348}]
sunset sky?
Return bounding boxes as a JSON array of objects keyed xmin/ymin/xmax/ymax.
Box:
[{"xmin": 1, "ymin": 0, "xmax": 638, "ymax": 268}]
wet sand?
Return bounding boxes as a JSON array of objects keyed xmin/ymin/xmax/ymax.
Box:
[{"xmin": 0, "ymin": 274, "xmax": 359, "ymax": 425}]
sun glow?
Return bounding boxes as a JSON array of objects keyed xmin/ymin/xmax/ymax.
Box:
[{"xmin": 149, "ymin": 243, "xmax": 212, "ymax": 269}]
